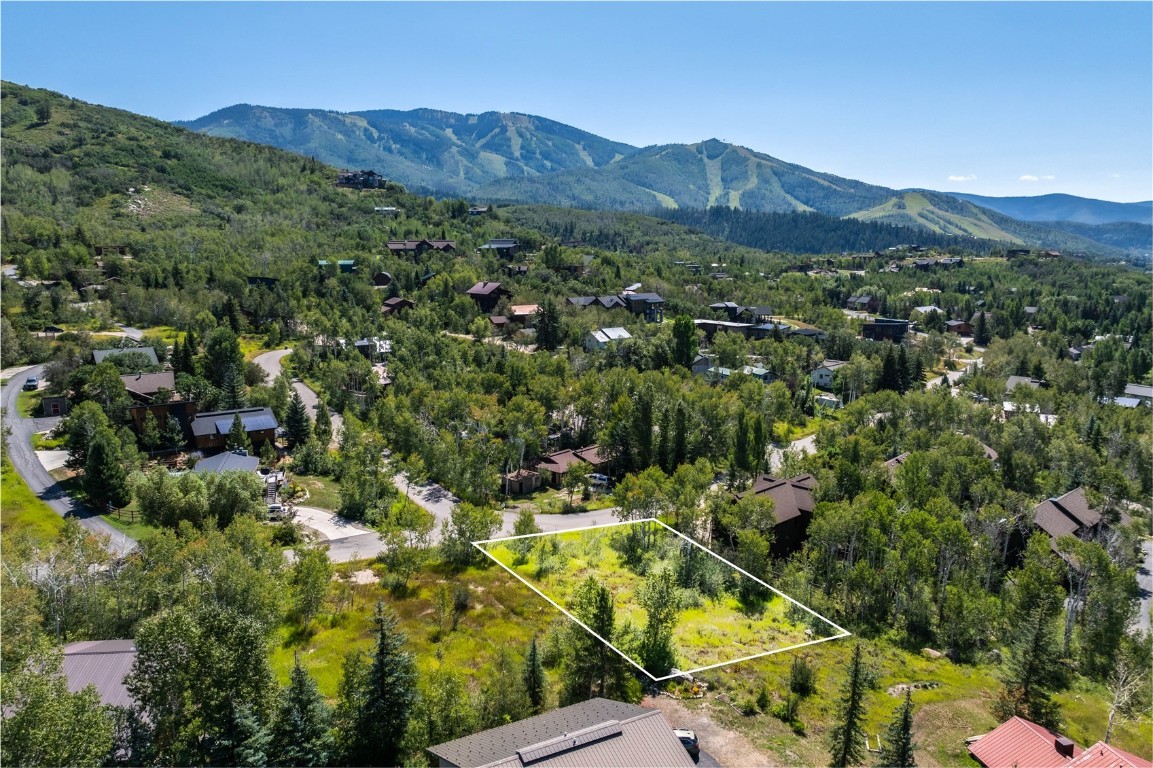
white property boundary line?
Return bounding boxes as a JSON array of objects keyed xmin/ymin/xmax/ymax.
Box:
[{"xmin": 473, "ymin": 517, "xmax": 851, "ymax": 682}]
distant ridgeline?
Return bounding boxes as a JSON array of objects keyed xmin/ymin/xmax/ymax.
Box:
[{"xmin": 652, "ymin": 207, "xmax": 996, "ymax": 256}]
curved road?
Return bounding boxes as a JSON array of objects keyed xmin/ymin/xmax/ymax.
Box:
[{"xmin": 1, "ymin": 366, "xmax": 136, "ymax": 557}]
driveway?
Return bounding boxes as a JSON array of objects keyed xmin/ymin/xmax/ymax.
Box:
[
  {"xmin": 1, "ymin": 366, "xmax": 136, "ymax": 557},
  {"xmin": 1135, "ymin": 538, "xmax": 1152, "ymax": 634},
  {"xmin": 768, "ymin": 434, "xmax": 817, "ymax": 473},
  {"xmin": 288, "ymin": 505, "xmax": 387, "ymax": 564},
  {"xmin": 253, "ymin": 349, "xmax": 343, "ymax": 448}
]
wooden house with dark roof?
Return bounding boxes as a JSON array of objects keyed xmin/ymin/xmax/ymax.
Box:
[
  {"xmin": 382, "ymin": 296, "xmax": 415, "ymax": 314},
  {"xmin": 189, "ymin": 407, "xmax": 278, "ymax": 452},
  {"xmin": 733, "ymin": 474, "xmax": 817, "ymax": 555},
  {"xmin": 478, "ymin": 238, "xmax": 520, "ymax": 259},
  {"xmin": 1032, "ymin": 487, "xmax": 1103, "ymax": 547},
  {"xmin": 466, "ymin": 281, "xmax": 511, "ymax": 312}
]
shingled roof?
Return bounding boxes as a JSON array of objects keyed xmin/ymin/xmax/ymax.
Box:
[
  {"xmin": 1033, "ymin": 487, "xmax": 1102, "ymax": 540},
  {"xmin": 427, "ymin": 698, "xmax": 694, "ymax": 768},
  {"xmin": 736, "ymin": 474, "xmax": 816, "ymax": 524}
]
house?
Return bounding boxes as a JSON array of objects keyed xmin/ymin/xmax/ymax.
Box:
[
  {"xmin": 846, "ymin": 295, "xmax": 878, "ymax": 313},
  {"xmin": 128, "ymin": 401, "xmax": 196, "ymax": 443},
  {"xmin": 968, "ymin": 715, "xmax": 1152, "ymax": 768},
  {"xmin": 913, "ymin": 305, "xmax": 943, "ymax": 316},
  {"xmin": 815, "ymin": 392, "xmax": 842, "ymax": 409},
  {"xmin": 317, "ymin": 259, "xmax": 357, "ymax": 274},
  {"xmin": 1123, "ymin": 383, "xmax": 1153, "ymax": 405},
  {"xmin": 372, "ymin": 271, "xmax": 394, "ymax": 288},
  {"xmin": 373, "ymin": 206, "xmax": 400, "ymax": 215},
  {"xmin": 733, "ymin": 474, "xmax": 817, "ymax": 555},
  {"xmin": 749, "ymin": 322, "xmax": 791, "ymax": 340},
  {"xmin": 739, "ymin": 305, "xmax": 774, "ymax": 324},
  {"xmin": 1005, "ymin": 376, "xmax": 1045, "ymax": 396},
  {"xmin": 466, "ymin": 281, "xmax": 511, "ymax": 312},
  {"xmin": 505, "ymin": 264, "xmax": 529, "ymax": 278},
  {"xmin": 597, "ymin": 295, "xmax": 628, "ymax": 310},
  {"xmin": 693, "ymin": 319, "xmax": 754, "ymax": 340},
  {"xmin": 336, "ymin": 170, "xmax": 384, "ymax": 189},
  {"xmin": 93, "ymin": 245, "xmax": 129, "ymax": 258},
  {"xmin": 93, "ymin": 347, "xmax": 158, "ymax": 366},
  {"xmin": 709, "ymin": 301, "xmax": 744, "ymax": 321},
  {"xmin": 740, "ymin": 365, "xmax": 775, "ymax": 383},
  {"xmin": 489, "ymin": 316, "xmax": 510, "ymax": 330},
  {"xmin": 353, "ymin": 337, "xmax": 391, "ymax": 362},
  {"xmin": 787, "ymin": 327, "xmax": 827, "ymax": 341},
  {"xmin": 502, "ymin": 468, "xmax": 541, "ymax": 496},
  {"xmin": 40, "ymin": 395, "xmax": 70, "ymax": 417},
  {"xmin": 1032, "ymin": 487, "xmax": 1103, "ymax": 546},
  {"xmin": 621, "ymin": 293, "xmax": 665, "ymax": 323},
  {"xmin": 479, "ymin": 238, "xmax": 520, "ymax": 259},
  {"xmin": 189, "ymin": 407, "xmax": 278, "ymax": 452},
  {"xmin": 193, "ymin": 450, "xmax": 260, "ymax": 475},
  {"xmin": 1109, "ymin": 396, "xmax": 1143, "ymax": 409},
  {"xmin": 426, "ymin": 697, "xmax": 695, "ymax": 768},
  {"xmin": 861, "ymin": 319, "xmax": 910, "ymax": 343},
  {"xmin": 61, "ymin": 640, "xmax": 137, "ymax": 709},
  {"xmin": 386, "ymin": 239, "xmax": 456, "ymax": 257},
  {"xmin": 120, "ymin": 372, "xmax": 176, "ymax": 402},
  {"xmin": 468, "ymin": 205, "xmax": 490, "ymax": 216},
  {"xmin": 382, "ymin": 297, "xmax": 415, "ymax": 314},
  {"xmin": 585, "ymin": 327, "xmax": 632, "ymax": 351},
  {"xmin": 690, "ymin": 355, "xmax": 712, "ymax": 376},
  {"xmin": 883, "ymin": 452, "xmax": 911, "ymax": 476},
  {"xmin": 246, "ymin": 276, "xmax": 279, "ymax": 289},
  {"xmin": 945, "ymin": 319, "xmax": 972, "ymax": 335},
  {"xmin": 811, "ymin": 360, "xmax": 847, "ymax": 389},
  {"xmin": 567, "ymin": 296, "xmax": 597, "ymax": 308},
  {"xmin": 509, "ymin": 305, "xmax": 540, "ymax": 326},
  {"xmin": 535, "ymin": 445, "xmax": 607, "ymax": 487}
]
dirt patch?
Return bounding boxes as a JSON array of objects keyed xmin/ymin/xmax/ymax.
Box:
[
  {"xmin": 346, "ymin": 569, "xmax": 379, "ymax": 585},
  {"xmin": 643, "ymin": 695, "xmax": 777, "ymax": 767}
]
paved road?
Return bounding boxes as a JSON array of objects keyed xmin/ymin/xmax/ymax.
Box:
[
  {"xmin": 1, "ymin": 366, "xmax": 136, "ymax": 557},
  {"xmin": 253, "ymin": 349, "xmax": 343, "ymax": 448},
  {"xmin": 768, "ymin": 434, "xmax": 817, "ymax": 473},
  {"xmin": 1135, "ymin": 538, "xmax": 1152, "ymax": 634}
]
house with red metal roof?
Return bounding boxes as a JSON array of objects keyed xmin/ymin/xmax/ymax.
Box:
[{"xmin": 968, "ymin": 716, "xmax": 1151, "ymax": 768}]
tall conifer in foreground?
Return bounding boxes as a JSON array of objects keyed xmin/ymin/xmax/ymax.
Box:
[{"xmin": 829, "ymin": 643, "xmax": 869, "ymax": 767}]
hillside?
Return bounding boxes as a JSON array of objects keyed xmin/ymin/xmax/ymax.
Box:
[
  {"xmin": 946, "ymin": 191, "xmax": 1153, "ymax": 225},
  {"xmin": 176, "ymin": 104, "xmax": 636, "ymax": 196}
]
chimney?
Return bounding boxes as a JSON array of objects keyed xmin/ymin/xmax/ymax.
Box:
[{"xmin": 1055, "ymin": 737, "xmax": 1076, "ymax": 758}]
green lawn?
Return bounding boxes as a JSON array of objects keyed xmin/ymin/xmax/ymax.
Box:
[
  {"xmin": 16, "ymin": 389, "xmax": 44, "ymax": 418},
  {"xmin": 100, "ymin": 509, "xmax": 161, "ymax": 542},
  {"xmin": 294, "ymin": 474, "xmax": 342, "ymax": 511},
  {"xmin": 0, "ymin": 456, "xmax": 64, "ymax": 543},
  {"xmin": 30, "ymin": 431, "xmax": 65, "ymax": 450}
]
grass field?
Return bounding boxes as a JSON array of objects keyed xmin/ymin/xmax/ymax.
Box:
[
  {"xmin": 0, "ymin": 455, "xmax": 65, "ymax": 543},
  {"xmin": 479, "ymin": 520, "xmax": 844, "ymax": 676},
  {"xmin": 271, "ymin": 561, "xmax": 560, "ymax": 698},
  {"xmin": 16, "ymin": 388, "xmax": 44, "ymax": 418},
  {"xmin": 29, "ymin": 431, "xmax": 65, "ymax": 450},
  {"xmin": 295, "ymin": 474, "xmax": 342, "ymax": 511}
]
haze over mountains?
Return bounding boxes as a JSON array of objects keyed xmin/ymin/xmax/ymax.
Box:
[{"xmin": 177, "ymin": 103, "xmax": 1153, "ymax": 260}]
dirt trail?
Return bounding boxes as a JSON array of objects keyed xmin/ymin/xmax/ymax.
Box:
[{"xmin": 643, "ymin": 696, "xmax": 777, "ymax": 767}]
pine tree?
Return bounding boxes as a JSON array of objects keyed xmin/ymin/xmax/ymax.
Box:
[
  {"xmin": 227, "ymin": 413, "xmax": 253, "ymax": 453},
  {"xmin": 535, "ymin": 297, "xmax": 564, "ymax": 351},
  {"xmin": 974, "ymin": 312, "xmax": 991, "ymax": 346},
  {"xmin": 285, "ymin": 391, "xmax": 311, "ymax": 446},
  {"xmin": 270, "ymin": 656, "xmax": 333, "ymax": 767},
  {"xmin": 342, "ymin": 603, "xmax": 417, "ymax": 767},
  {"xmin": 84, "ymin": 428, "xmax": 131, "ymax": 507},
  {"xmin": 222, "ymin": 703, "xmax": 270, "ymax": 767},
  {"xmin": 897, "ymin": 346, "xmax": 911, "ymax": 393},
  {"xmin": 993, "ymin": 606, "xmax": 1064, "ymax": 729},
  {"xmin": 672, "ymin": 400, "xmax": 689, "ymax": 469},
  {"xmin": 878, "ymin": 690, "xmax": 916, "ymax": 767},
  {"xmin": 220, "ymin": 363, "xmax": 247, "ymax": 410},
  {"xmin": 314, "ymin": 401, "xmax": 333, "ymax": 446},
  {"xmin": 829, "ymin": 643, "xmax": 869, "ymax": 767},
  {"xmin": 524, "ymin": 636, "xmax": 546, "ymax": 714}
]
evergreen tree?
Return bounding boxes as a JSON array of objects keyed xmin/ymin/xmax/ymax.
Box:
[
  {"xmin": 314, "ymin": 400, "xmax": 333, "ymax": 446},
  {"xmin": 535, "ymin": 297, "xmax": 563, "ymax": 351},
  {"xmin": 270, "ymin": 656, "xmax": 333, "ymax": 767},
  {"xmin": 341, "ymin": 603, "xmax": 417, "ymax": 767},
  {"xmin": 630, "ymin": 386, "xmax": 654, "ymax": 470},
  {"xmin": 974, "ymin": 312, "xmax": 991, "ymax": 346},
  {"xmin": 672, "ymin": 314, "xmax": 698, "ymax": 368},
  {"xmin": 829, "ymin": 643, "xmax": 869, "ymax": 767},
  {"xmin": 878, "ymin": 690, "xmax": 916, "ymax": 768},
  {"xmin": 732, "ymin": 409, "xmax": 751, "ymax": 486},
  {"xmin": 84, "ymin": 427, "xmax": 131, "ymax": 508},
  {"xmin": 656, "ymin": 407, "xmax": 672, "ymax": 473},
  {"xmin": 672, "ymin": 400, "xmax": 689, "ymax": 468},
  {"xmin": 227, "ymin": 413, "xmax": 253, "ymax": 453},
  {"xmin": 221, "ymin": 703, "xmax": 270, "ymax": 767},
  {"xmin": 878, "ymin": 346, "xmax": 900, "ymax": 393},
  {"xmin": 523, "ymin": 636, "xmax": 546, "ymax": 714},
  {"xmin": 285, "ymin": 391, "xmax": 312, "ymax": 446},
  {"xmin": 897, "ymin": 346, "xmax": 911, "ymax": 393},
  {"xmin": 220, "ymin": 363, "xmax": 248, "ymax": 410},
  {"xmin": 993, "ymin": 607, "xmax": 1065, "ymax": 729}
]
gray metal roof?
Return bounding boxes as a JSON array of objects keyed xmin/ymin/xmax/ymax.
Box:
[
  {"xmin": 120, "ymin": 371, "xmax": 175, "ymax": 396},
  {"xmin": 93, "ymin": 347, "xmax": 158, "ymax": 365},
  {"xmin": 193, "ymin": 452, "xmax": 260, "ymax": 474},
  {"xmin": 190, "ymin": 407, "xmax": 278, "ymax": 437},
  {"xmin": 62, "ymin": 640, "xmax": 137, "ymax": 709},
  {"xmin": 428, "ymin": 698, "xmax": 656, "ymax": 768}
]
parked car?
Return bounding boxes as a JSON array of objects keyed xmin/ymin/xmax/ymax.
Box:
[
  {"xmin": 22, "ymin": 377, "xmax": 39, "ymax": 391},
  {"xmin": 674, "ymin": 729, "xmax": 700, "ymax": 760},
  {"xmin": 267, "ymin": 503, "xmax": 285, "ymax": 520}
]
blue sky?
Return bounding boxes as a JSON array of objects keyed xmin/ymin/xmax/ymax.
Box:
[{"xmin": 3, "ymin": 2, "xmax": 1150, "ymax": 201}]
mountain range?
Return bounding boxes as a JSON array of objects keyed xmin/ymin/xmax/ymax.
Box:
[{"xmin": 175, "ymin": 103, "xmax": 1149, "ymax": 260}]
